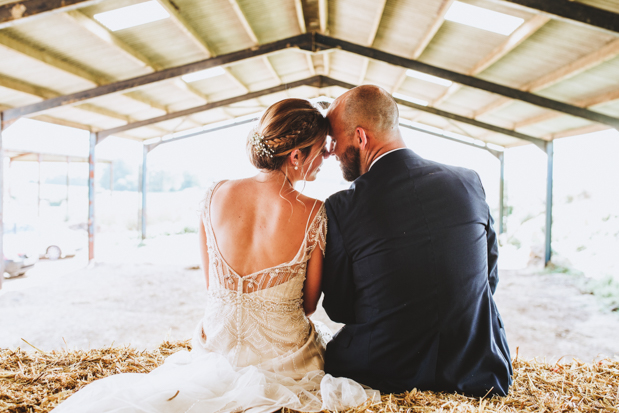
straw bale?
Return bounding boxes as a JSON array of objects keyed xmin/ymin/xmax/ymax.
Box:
[{"xmin": 1, "ymin": 341, "xmax": 618, "ymax": 412}]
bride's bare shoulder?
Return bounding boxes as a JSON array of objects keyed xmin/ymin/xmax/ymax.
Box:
[
  {"xmin": 295, "ymin": 193, "xmax": 324, "ymax": 219},
  {"xmin": 210, "ymin": 178, "xmax": 250, "ymax": 199}
]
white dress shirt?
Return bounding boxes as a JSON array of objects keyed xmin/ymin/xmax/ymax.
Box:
[{"xmin": 368, "ymin": 148, "xmax": 408, "ymax": 171}]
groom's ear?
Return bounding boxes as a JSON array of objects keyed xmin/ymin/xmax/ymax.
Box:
[{"xmin": 356, "ymin": 127, "xmax": 368, "ymax": 151}]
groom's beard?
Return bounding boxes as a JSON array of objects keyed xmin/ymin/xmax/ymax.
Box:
[{"xmin": 340, "ymin": 145, "xmax": 361, "ymax": 182}]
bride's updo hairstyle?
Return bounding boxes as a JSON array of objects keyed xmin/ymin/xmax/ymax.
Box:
[{"xmin": 247, "ymin": 98, "xmax": 329, "ymax": 171}]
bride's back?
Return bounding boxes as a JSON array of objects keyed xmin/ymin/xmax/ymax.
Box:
[{"xmin": 209, "ymin": 178, "xmax": 320, "ymax": 276}]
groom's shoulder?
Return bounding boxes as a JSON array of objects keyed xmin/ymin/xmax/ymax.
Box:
[
  {"xmin": 418, "ymin": 157, "xmax": 480, "ymax": 183},
  {"xmin": 325, "ymin": 187, "xmax": 354, "ymax": 216}
]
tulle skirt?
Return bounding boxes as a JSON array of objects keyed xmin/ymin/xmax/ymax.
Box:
[{"xmin": 51, "ymin": 349, "xmax": 378, "ymax": 413}]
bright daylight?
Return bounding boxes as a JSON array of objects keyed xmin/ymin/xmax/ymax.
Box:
[{"xmin": 1, "ymin": 0, "xmax": 618, "ymax": 412}]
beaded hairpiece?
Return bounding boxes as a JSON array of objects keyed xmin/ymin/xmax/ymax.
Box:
[{"xmin": 249, "ymin": 131, "xmax": 274, "ymax": 158}]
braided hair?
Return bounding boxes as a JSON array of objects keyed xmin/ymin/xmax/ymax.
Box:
[{"xmin": 247, "ymin": 98, "xmax": 329, "ymax": 171}]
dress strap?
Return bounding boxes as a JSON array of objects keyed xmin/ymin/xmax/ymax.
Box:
[{"xmin": 304, "ymin": 199, "xmax": 319, "ymax": 234}]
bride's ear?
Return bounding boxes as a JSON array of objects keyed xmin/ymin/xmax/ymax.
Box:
[{"xmin": 289, "ymin": 149, "xmax": 301, "ymax": 169}]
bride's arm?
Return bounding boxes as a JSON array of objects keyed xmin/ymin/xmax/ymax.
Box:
[
  {"xmin": 198, "ymin": 217, "xmax": 210, "ymax": 289},
  {"xmin": 303, "ymin": 247, "xmax": 323, "ymax": 316}
]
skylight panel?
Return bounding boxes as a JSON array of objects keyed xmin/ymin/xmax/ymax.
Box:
[
  {"xmin": 393, "ymin": 93, "xmax": 429, "ymax": 106},
  {"xmin": 182, "ymin": 67, "xmax": 226, "ymax": 83},
  {"xmin": 445, "ymin": 1, "xmax": 524, "ymax": 35},
  {"xmin": 405, "ymin": 70, "xmax": 452, "ymax": 87},
  {"xmin": 94, "ymin": 1, "xmax": 170, "ymax": 31}
]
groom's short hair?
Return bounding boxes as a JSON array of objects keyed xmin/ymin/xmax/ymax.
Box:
[{"xmin": 339, "ymin": 85, "xmax": 399, "ymax": 140}]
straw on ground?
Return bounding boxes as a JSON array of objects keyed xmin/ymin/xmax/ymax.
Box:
[{"xmin": 1, "ymin": 341, "xmax": 618, "ymax": 412}]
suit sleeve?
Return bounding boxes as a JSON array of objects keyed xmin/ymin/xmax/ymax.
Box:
[
  {"xmin": 321, "ymin": 198, "xmax": 356, "ymax": 324},
  {"xmin": 486, "ymin": 199, "xmax": 499, "ymax": 295},
  {"xmin": 472, "ymin": 170, "xmax": 499, "ymax": 295}
]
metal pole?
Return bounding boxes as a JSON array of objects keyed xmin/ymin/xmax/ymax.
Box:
[
  {"xmin": 66, "ymin": 156, "xmax": 70, "ymax": 222},
  {"xmin": 141, "ymin": 145, "xmax": 147, "ymax": 240},
  {"xmin": 0, "ymin": 119, "xmax": 4, "ymax": 289},
  {"xmin": 498, "ymin": 151, "xmax": 505, "ymax": 234},
  {"xmin": 88, "ymin": 132, "xmax": 96, "ymax": 264},
  {"xmin": 544, "ymin": 140, "xmax": 554, "ymax": 266},
  {"xmin": 38, "ymin": 152, "xmax": 42, "ymax": 217}
]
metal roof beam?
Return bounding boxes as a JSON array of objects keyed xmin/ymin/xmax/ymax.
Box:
[
  {"xmin": 0, "ymin": 74, "xmax": 171, "ymax": 133},
  {"xmin": 0, "ymin": 0, "xmax": 100, "ymax": 29},
  {"xmin": 5, "ymin": 33, "xmax": 618, "ymax": 130},
  {"xmin": 475, "ymin": 37, "xmax": 619, "ymax": 118},
  {"xmin": 96, "ymin": 75, "xmax": 324, "ymax": 142},
  {"xmin": 514, "ymin": 86, "xmax": 619, "ymax": 129},
  {"xmin": 2, "ymin": 33, "xmax": 313, "ymax": 123},
  {"xmin": 432, "ymin": 14, "xmax": 550, "ymax": 106},
  {"xmin": 95, "ymin": 75, "xmax": 544, "ymax": 148},
  {"xmin": 313, "ymin": 33, "xmax": 619, "ymax": 129},
  {"xmin": 399, "ymin": 122, "xmax": 502, "ymax": 158},
  {"xmin": 392, "ymin": 0, "xmax": 454, "ymax": 93},
  {"xmin": 318, "ymin": 0, "xmax": 327, "ymax": 34},
  {"xmin": 227, "ymin": 0, "xmax": 259, "ymax": 44},
  {"xmin": 0, "ymin": 31, "xmax": 169, "ymax": 114},
  {"xmin": 496, "ymin": 0, "xmax": 619, "ymax": 34},
  {"xmin": 66, "ymin": 10, "xmax": 215, "ymax": 105},
  {"xmin": 294, "ymin": 0, "xmax": 306, "ymax": 33},
  {"xmin": 358, "ymin": 0, "xmax": 388, "ymax": 85},
  {"xmin": 64, "ymin": 11, "xmax": 154, "ymax": 70},
  {"xmin": 156, "ymin": 0, "xmax": 248, "ymax": 94},
  {"xmin": 321, "ymin": 76, "xmax": 546, "ymax": 148}
]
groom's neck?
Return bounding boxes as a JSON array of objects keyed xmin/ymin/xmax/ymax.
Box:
[{"xmin": 361, "ymin": 138, "xmax": 407, "ymax": 175}]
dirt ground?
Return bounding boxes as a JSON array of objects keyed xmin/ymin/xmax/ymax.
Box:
[{"xmin": 1, "ymin": 234, "xmax": 618, "ymax": 363}]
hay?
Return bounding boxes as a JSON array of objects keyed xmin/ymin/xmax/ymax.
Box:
[{"xmin": 1, "ymin": 341, "xmax": 618, "ymax": 412}]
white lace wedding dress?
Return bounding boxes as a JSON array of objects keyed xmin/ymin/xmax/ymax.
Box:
[{"xmin": 52, "ymin": 182, "xmax": 377, "ymax": 413}]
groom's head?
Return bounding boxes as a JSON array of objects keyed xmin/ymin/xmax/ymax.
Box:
[{"xmin": 327, "ymin": 85, "xmax": 401, "ymax": 181}]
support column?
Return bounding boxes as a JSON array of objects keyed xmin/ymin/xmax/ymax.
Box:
[
  {"xmin": 141, "ymin": 145, "xmax": 148, "ymax": 240},
  {"xmin": 545, "ymin": 140, "xmax": 554, "ymax": 266},
  {"xmin": 88, "ymin": 132, "xmax": 96, "ymax": 264},
  {"xmin": 0, "ymin": 120, "xmax": 4, "ymax": 289},
  {"xmin": 498, "ymin": 151, "xmax": 505, "ymax": 234}
]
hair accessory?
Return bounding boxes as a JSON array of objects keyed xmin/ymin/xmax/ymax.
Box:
[{"xmin": 249, "ymin": 131, "xmax": 274, "ymax": 158}]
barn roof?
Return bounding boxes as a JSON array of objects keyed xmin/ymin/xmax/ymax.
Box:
[{"xmin": 0, "ymin": 0, "xmax": 618, "ymax": 149}]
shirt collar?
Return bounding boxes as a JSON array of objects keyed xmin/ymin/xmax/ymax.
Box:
[{"xmin": 368, "ymin": 148, "xmax": 408, "ymax": 171}]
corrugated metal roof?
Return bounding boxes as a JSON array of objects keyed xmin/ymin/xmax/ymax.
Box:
[{"xmin": 0, "ymin": 0, "xmax": 617, "ymax": 147}]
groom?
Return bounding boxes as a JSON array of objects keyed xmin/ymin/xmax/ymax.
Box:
[{"xmin": 321, "ymin": 85, "xmax": 512, "ymax": 396}]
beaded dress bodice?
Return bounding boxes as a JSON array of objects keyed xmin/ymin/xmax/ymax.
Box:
[{"xmin": 192, "ymin": 181, "xmax": 328, "ymax": 378}]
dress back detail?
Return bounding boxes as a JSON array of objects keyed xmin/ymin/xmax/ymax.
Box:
[
  {"xmin": 50, "ymin": 181, "xmax": 377, "ymax": 413},
  {"xmin": 194, "ymin": 180, "xmax": 328, "ymax": 377}
]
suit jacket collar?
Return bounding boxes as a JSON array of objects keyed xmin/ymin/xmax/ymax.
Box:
[{"xmin": 363, "ymin": 148, "xmax": 419, "ymax": 177}]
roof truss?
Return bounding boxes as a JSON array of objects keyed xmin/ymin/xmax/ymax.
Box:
[
  {"xmin": 3, "ymin": 33, "xmax": 619, "ymax": 133},
  {"xmin": 312, "ymin": 34, "xmax": 619, "ymax": 129},
  {"xmin": 496, "ymin": 0, "xmax": 619, "ymax": 34},
  {"xmin": 94, "ymin": 75, "xmax": 545, "ymax": 149}
]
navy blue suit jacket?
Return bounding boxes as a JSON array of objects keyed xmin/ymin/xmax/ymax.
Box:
[{"xmin": 322, "ymin": 149, "xmax": 512, "ymax": 396}]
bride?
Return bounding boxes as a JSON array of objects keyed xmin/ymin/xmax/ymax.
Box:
[{"xmin": 52, "ymin": 98, "xmax": 378, "ymax": 413}]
